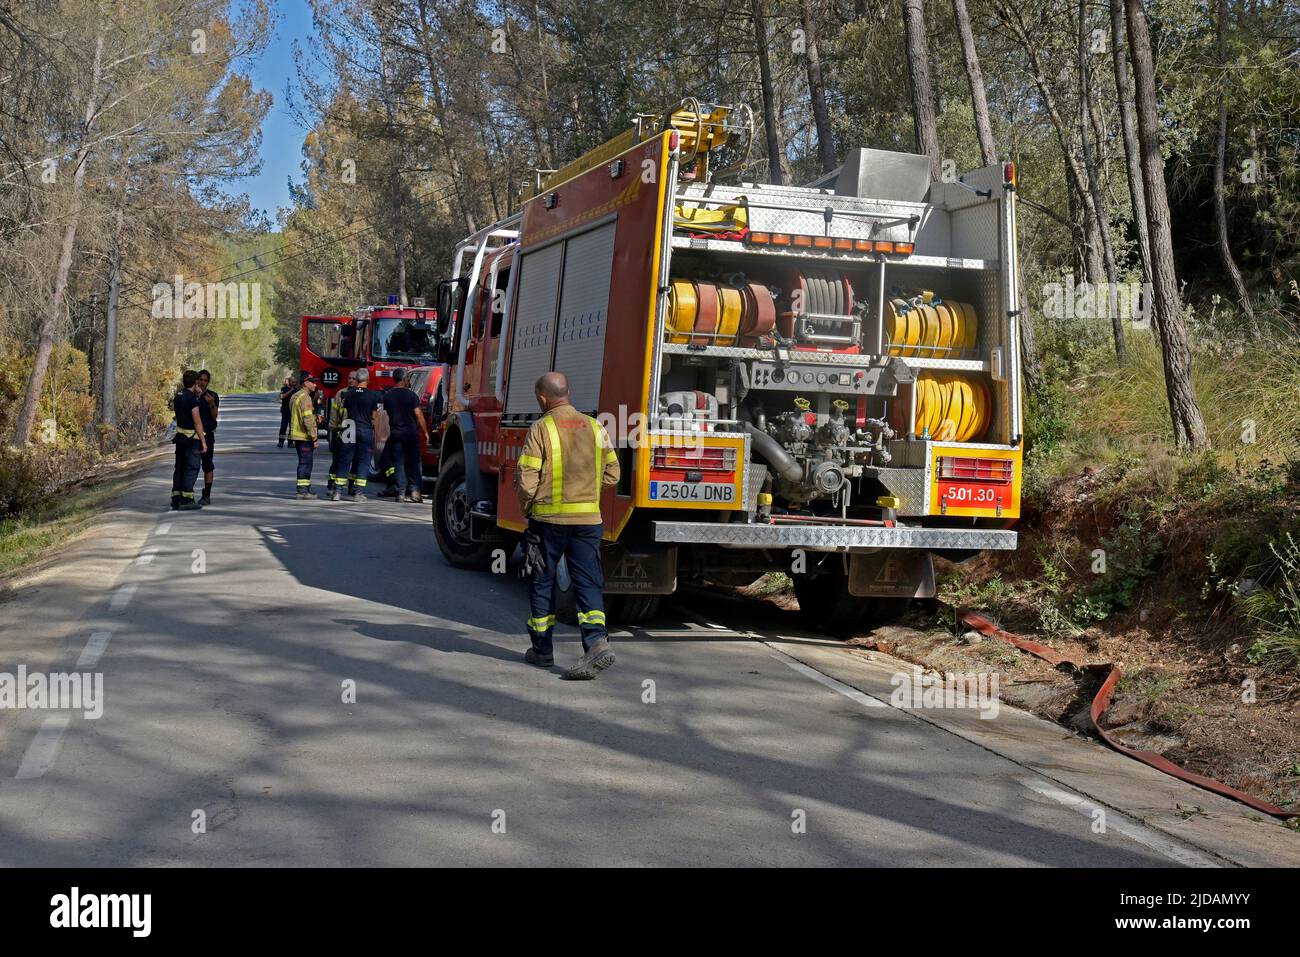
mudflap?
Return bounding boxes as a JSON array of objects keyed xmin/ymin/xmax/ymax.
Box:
[
  {"xmin": 848, "ymin": 551, "xmax": 935, "ymax": 598},
  {"xmin": 602, "ymin": 544, "xmax": 678, "ymax": 596}
]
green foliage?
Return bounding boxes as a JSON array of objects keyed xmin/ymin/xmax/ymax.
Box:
[
  {"xmin": 937, "ymin": 570, "xmax": 1014, "ymax": 617},
  {"xmin": 1075, "ymin": 516, "xmax": 1163, "ymax": 620},
  {"xmin": 1241, "ymin": 534, "xmax": 1300, "ymax": 670}
]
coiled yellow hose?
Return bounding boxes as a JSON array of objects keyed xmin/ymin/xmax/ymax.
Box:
[
  {"xmin": 914, "ymin": 372, "xmax": 991, "ymax": 442},
  {"xmin": 886, "ymin": 297, "xmax": 978, "ymax": 357}
]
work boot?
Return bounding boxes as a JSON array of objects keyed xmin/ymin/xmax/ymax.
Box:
[
  {"xmin": 296, "ymin": 489, "xmax": 319, "ymax": 500},
  {"xmin": 561, "ymin": 637, "xmax": 616, "ymax": 681},
  {"xmin": 177, "ymin": 500, "xmax": 202, "ymax": 511},
  {"xmin": 378, "ymin": 487, "xmax": 399, "ymax": 499},
  {"xmin": 170, "ymin": 495, "xmax": 181, "ymax": 511},
  {"xmin": 327, "ymin": 487, "xmax": 341, "ymax": 502},
  {"xmin": 408, "ymin": 491, "xmax": 423, "ymax": 504},
  {"xmin": 346, "ymin": 491, "xmax": 366, "ymax": 502},
  {"xmin": 524, "ymin": 647, "xmax": 554, "ymax": 668}
]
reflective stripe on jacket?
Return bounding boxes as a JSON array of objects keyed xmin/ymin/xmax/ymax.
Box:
[
  {"xmin": 328, "ymin": 392, "xmax": 346, "ymax": 431},
  {"xmin": 289, "ymin": 389, "xmax": 317, "ymax": 441},
  {"xmin": 515, "ymin": 404, "xmax": 620, "ymax": 525}
]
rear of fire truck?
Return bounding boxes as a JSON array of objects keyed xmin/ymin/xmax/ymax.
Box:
[{"xmin": 435, "ymin": 101, "xmax": 1023, "ymax": 630}]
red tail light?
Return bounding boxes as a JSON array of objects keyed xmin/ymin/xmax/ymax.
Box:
[
  {"xmin": 652, "ymin": 446, "xmax": 737, "ymax": 472},
  {"xmin": 937, "ymin": 457, "xmax": 1013, "ymax": 483}
]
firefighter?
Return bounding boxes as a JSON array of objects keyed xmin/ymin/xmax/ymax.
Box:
[
  {"xmin": 289, "ymin": 373, "xmax": 321, "ymax": 499},
  {"xmin": 332, "ymin": 367, "xmax": 382, "ymax": 501},
  {"xmin": 326, "ymin": 371, "xmax": 357, "ymax": 496},
  {"xmin": 383, "ymin": 367, "xmax": 425, "ymax": 503},
  {"xmin": 376, "ymin": 431, "xmax": 399, "ymax": 497},
  {"xmin": 277, "ymin": 375, "xmax": 295, "ymax": 447},
  {"xmin": 196, "ymin": 369, "xmax": 219, "ymax": 505},
  {"xmin": 170, "ymin": 369, "xmax": 208, "ymax": 511},
  {"xmin": 515, "ymin": 371, "xmax": 620, "ymax": 680}
]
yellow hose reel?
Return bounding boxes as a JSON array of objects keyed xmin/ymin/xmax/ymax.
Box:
[
  {"xmin": 886, "ymin": 297, "xmax": 978, "ymax": 357},
  {"xmin": 914, "ymin": 372, "xmax": 991, "ymax": 442}
]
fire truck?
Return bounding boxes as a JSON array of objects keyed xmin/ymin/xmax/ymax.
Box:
[
  {"xmin": 430, "ymin": 100, "xmax": 1024, "ymax": 629},
  {"xmin": 300, "ymin": 299, "xmax": 446, "ymax": 404}
]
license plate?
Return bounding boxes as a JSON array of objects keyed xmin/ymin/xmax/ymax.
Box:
[{"xmin": 649, "ymin": 481, "xmax": 735, "ymax": 503}]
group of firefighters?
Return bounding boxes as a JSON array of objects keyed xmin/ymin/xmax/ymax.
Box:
[
  {"xmin": 170, "ymin": 366, "xmax": 619, "ymax": 679},
  {"xmin": 276, "ymin": 368, "xmax": 425, "ymax": 502}
]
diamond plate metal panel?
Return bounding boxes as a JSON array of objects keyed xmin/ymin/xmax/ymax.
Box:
[
  {"xmin": 743, "ymin": 463, "xmax": 766, "ymax": 512},
  {"xmin": 952, "ymin": 202, "xmax": 1000, "ymax": 263},
  {"xmin": 653, "ymin": 521, "xmax": 1017, "ymax": 551},
  {"xmin": 874, "ymin": 466, "xmax": 930, "ymax": 516}
]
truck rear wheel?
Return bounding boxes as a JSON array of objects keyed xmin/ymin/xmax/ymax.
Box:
[
  {"xmin": 554, "ymin": 576, "xmax": 661, "ymax": 626},
  {"xmin": 792, "ymin": 564, "xmax": 908, "ymax": 637},
  {"xmin": 607, "ymin": 594, "xmax": 661, "ymax": 625},
  {"xmin": 432, "ymin": 451, "xmax": 496, "ymax": 570}
]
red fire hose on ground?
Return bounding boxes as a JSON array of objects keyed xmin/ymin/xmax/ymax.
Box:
[{"xmin": 958, "ymin": 608, "xmax": 1298, "ymax": 819}]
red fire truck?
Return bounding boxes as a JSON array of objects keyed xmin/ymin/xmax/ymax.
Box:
[
  {"xmin": 430, "ymin": 100, "xmax": 1024, "ymax": 628},
  {"xmin": 300, "ymin": 300, "xmax": 450, "ymax": 479},
  {"xmin": 300, "ymin": 300, "xmax": 447, "ymax": 401}
]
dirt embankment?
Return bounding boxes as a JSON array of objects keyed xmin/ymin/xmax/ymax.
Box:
[{"xmin": 737, "ymin": 466, "xmax": 1300, "ymax": 817}]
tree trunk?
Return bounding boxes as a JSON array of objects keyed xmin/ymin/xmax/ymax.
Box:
[
  {"xmin": 533, "ymin": 0, "xmax": 555, "ymax": 165},
  {"xmin": 1109, "ymin": 0, "xmax": 1152, "ymax": 291},
  {"xmin": 1213, "ymin": 0, "xmax": 1254, "ymax": 327},
  {"xmin": 102, "ymin": 206, "xmax": 123, "ymax": 430},
  {"xmin": 1125, "ymin": 0, "xmax": 1208, "ymax": 450},
  {"xmin": 13, "ymin": 29, "xmax": 104, "ymax": 447},
  {"xmin": 952, "ymin": 0, "xmax": 996, "ymax": 166},
  {"xmin": 1079, "ymin": 0, "xmax": 1126, "ymax": 360},
  {"xmin": 949, "ymin": 0, "xmax": 1042, "ymax": 393},
  {"xmin": 799, "ymin": 0, "xmax": 837, "ymax": 173},
  {"xmin": 414, "ymin": 0, "xmax": 477, "ymax": 234},
  {"xmin": 901, "ymin": 0, "xmax": 942, "ymax": 180},
  {"xmin": 995, "ymin": 1, "xmax": 1109, "ymax": 294},
  {"xmin": 396, "ymin": 229, "xmax": 408, "ymax": 306},
  {"xmin": 752, "ymin": 0, "xmax": 785, "ymax": 185}
]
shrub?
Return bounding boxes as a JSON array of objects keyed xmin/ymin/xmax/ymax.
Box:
[
  {"xmin": 0, "ymin": 443, "xmax": 100, "ymax": 518},
  {"xmin": 1242, "ymin": 533, "xmax": 1300, "ymax": 670}
]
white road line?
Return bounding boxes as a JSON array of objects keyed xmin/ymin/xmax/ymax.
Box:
[
  {"xmin": 76, "ymin": 631, "xmax": 113, "ymax": 669},
  {"xmin": 157, "ymin": 523, "xmax": 172, "ymax": 536},
  {"xmin": 1019, "ymin": 778, "xmax": 1222, "ymax": 868},
  {"xmin": 779, "ymin": 656, "xmax": 889, "ymax": 708},
  {"xmin": 109, "ymin": 584, "xmax": 136, "ymax": 612},
  {"xmin": 14, "ymin": 715, "xmax": 71, "ymax": 780},
  {"xmin": 135, "ymin": 548, "xmax": 158, "ymax": 566}
]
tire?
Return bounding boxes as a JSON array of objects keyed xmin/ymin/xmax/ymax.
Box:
[
  {"xmin": 607, "ymin": 594, "xmax": 661, "ymax": 625},
  {"xmin": 792, "ymin": 564, "xmax": 909, "ymax": 636},
  {"xmin": 554, "ymin": 573, "xmax": 661, "ymax": 626},
  {"xmin": 432, "ymin": 451, "xmax": 496, "ymax": 570}
]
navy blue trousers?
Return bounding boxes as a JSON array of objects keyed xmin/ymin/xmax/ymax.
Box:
[{"xmin": 526, "ymin": 520, "xmax": 607, "ymax": 654}]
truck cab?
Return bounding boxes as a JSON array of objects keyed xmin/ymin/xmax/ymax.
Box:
[{"xmin": 300, "ymin": 301, "xmax": 444, "ymax": 404}]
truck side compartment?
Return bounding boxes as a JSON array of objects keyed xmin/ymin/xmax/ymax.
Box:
[{"xmin": 432, "ymin": 101, "xmax": 1023, "ymax": 629}]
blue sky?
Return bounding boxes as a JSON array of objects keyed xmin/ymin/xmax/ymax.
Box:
[{"xmin": 235, "ymin": 0, "xmax": 318, "ymax": 223}]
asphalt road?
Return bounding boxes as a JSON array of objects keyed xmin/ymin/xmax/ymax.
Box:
[{"xmin": 0, "ymin": 394, "xmax": 1267, "ymax": 866}]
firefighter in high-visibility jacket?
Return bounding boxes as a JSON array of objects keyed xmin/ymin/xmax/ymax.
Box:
[
  {"xmin": 326, "ymin": 371, "xmax": 357, "ymax": 500},
  {"xmin": 289, "ymin": 374, "xmax": 321, "ymax": 499},
  {"xmin": 515, "ymin": 371, "xmax": 620, "ymax": 680}
]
